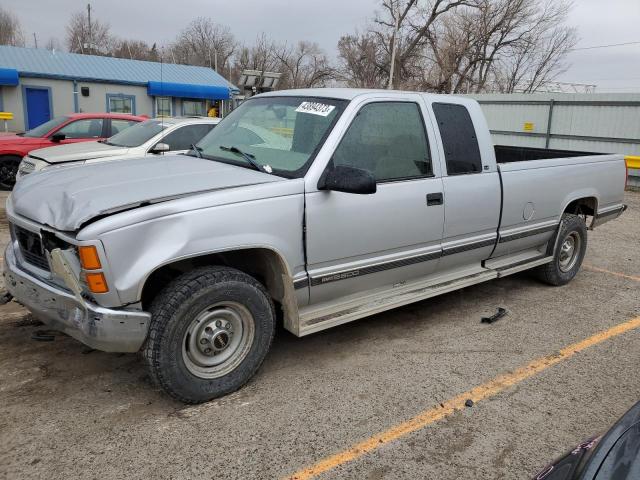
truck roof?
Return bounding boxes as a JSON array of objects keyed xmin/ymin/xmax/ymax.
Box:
[{"xmin": 256, "ymin": 87, "xmax": 474, "ymax": 105}]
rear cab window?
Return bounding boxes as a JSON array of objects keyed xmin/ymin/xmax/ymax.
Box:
[{"xmin": 432, "ymin": 103, "xmax": 483, "ymax": 175}]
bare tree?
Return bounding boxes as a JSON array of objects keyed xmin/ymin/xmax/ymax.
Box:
[
  {"xmin": 111, "ymin": 40, "xmax": 160, "ymax": 61},
  {"xmin": 170, "ymin": 18, "xmax": 236, "ymax": 77},
  {"xmin": 336, "ymin": 32, "xmax": 388, "ymax": 88},
  {"xmin": 373, "ymin": 0, "xmax": 476, "ymax": 88},
  {"xmin": 0, "ymin": 7, "xmax": 25, "ymax": 47},
  {"xmin": 493, "ymin": 1, "xmax": 577, "ymax": 92},
  {"xmin": 275, "ymin": 41, "xmax": 334, "ymax": 89},
  {"xmin": 341, "ymin": 0, "xmax": 577, "ymax": 93},
  {"xmin": 231, "ymin": 33, "xmax": 281, "ymax": 80},
  {"xmin": 66, "ymin": 10, "xmax": 113, "ymax": 55}
]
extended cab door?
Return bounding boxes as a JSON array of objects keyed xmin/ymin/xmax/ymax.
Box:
[
  {"xmin": 430, "ymin": 102, "xmax": 501, "ymax": 274},
  {"xmin": 305, "ymin": 97, "xmax": 444, "ymax": 305}
]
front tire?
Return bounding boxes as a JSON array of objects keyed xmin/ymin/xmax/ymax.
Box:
[
  {"xmin": 0, "ymin": 155, "xmax": 21, "ymax": 190},
  {"xmin": 142, "ymin": 266, "xmax": 275, "ymax": 404},
  {"xmin": 536, "ymin": 213, "xmax": 587, "ymax": 286}
]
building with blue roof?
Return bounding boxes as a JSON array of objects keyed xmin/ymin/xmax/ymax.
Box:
[{"xmin": 0, "ymin": 45, "xmax": 239, "ymax": 131}]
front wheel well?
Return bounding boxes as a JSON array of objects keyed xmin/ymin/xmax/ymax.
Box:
[{"xmin": 140, "ymin": 249, "xmax": 298, "ymax": 328}]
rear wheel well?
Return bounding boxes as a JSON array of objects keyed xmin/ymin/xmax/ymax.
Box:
[
  {"xmin": 564, "ymin": 197, "xmax": 597, "ymax": 223},
  {"xmin": 140, "ymin": 249, "xmax": 296, "ymax": 327}
]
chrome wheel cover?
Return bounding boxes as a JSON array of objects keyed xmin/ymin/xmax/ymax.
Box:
[
  {"xmin": 558, "ymin": 231, "xmax": 581, "ymax": 273},
  {"xmin": 182, "ymin": 301, "xmax": 255, "ymax": 379}
]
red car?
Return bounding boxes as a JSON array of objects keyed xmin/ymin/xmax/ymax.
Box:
[{"xmin": 0, "ymin": 113, "xmax": 147, "ymax": 189}]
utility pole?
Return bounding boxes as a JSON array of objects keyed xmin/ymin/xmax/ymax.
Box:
[
  {"xmin": 87, "ymin": 3, "xmax": 92, "ymax": 54},
  {"xmin": 33, "ymin": 32, "xmax": 38, "ymax": 49},
  {"xmin": 388, "ymin": 1, "xmax": 399, "ymax": 89}
]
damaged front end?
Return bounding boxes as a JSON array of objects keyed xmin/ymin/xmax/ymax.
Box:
[{"xmin": 3, "ymin": 216, "xmax": 150, "ymax": 353}]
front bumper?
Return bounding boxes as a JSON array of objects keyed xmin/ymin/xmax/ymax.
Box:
[{"xmin": 3, "ymin": 242, "xmax": 150, "ymax": 352}]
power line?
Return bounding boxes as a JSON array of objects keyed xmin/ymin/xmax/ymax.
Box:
[{"xmin": 569, "ymin": 41, "xmax": 640, "ymax": 52}]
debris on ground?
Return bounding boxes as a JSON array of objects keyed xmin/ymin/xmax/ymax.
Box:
[
  {"xmin": 465, "ymin": 399, "xmax": 474, "ymax": 408},
  {"xmin": 481, "ymin": 307, "xmax": 508, "ymax": 324},
  {"xmin": 31, "ymin": 330, "xmax": 57, "ymax": 342}
]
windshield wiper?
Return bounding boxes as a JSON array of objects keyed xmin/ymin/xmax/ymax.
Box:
[
  {"xmin": 219, "ymin": 145, "xmax": 272, "ymax": 174},
  {"xmin": 189, "ymin": 144, "xmax": 203, "ymax": 158}
]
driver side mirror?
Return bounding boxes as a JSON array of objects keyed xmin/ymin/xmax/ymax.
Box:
[
  {"xmin": 318, "ymin": 165, "xmax": 376, "ymax": 195},
  {"xmin": 50, "ymin": 133, "xmax": 66, "ymax": 143},
  {"xmin": 150, "ymin": 142, "xmax": 170, "ymax": 154}
]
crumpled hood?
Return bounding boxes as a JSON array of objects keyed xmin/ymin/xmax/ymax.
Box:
[
  {"xmin": 11, "ymin": 154, "xmax": 281, "ymax": 231},
  {"xmin": 29, "ymin": 141, "xmax": 129, "ymax": 163}
]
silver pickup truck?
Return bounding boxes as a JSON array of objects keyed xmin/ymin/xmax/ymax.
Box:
[{"xmin": 3, "ymin": 89, "xmax": 627, "ymax": 403}]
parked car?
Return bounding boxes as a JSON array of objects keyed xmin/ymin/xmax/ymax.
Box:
[
  {"xmin": 533, "ymin": 401, "xmax": 640, "ymax": 479},
  {"xmin": 16, "ymin": 117, "xmax": 220, "ymax": 180},
  {"xmin": 4, "ymin": 89, "xmax": 627, "ymax": 403},
  {"xmin": 0, "ymin": 113, "xmax": 146, "ymax": 189}
]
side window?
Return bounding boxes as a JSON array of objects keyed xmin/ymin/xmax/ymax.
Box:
[
  {"xmin": 432, "ymin": 103, "xmax": 482, "ymax": 175},
  {"xmin": 110, "ymin": 119, "xmax": 138, "ymax": 136},
  {"xmin": 333, "ymin": 102, "xmax": 432, "ymax": 182},
  {"xmin": 57, "ymin": 118, "xmax": 104, "ymax": 139},
  {"xmin": 161, "ymin": 124, "xmax": 214, "ymax": 151}
]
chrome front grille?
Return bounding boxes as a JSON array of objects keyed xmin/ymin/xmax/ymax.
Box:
[{"xmin": 14, "ymin": 225, "xmax": 50, "ymax": 271}]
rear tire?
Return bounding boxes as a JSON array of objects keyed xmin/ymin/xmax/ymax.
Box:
[
  {"xmin": 142, "ymin": 266, "xmax": 275, "ymax": 404},
  {"xmin": 0, "ymin": 155, "xmax": 21, "ymax": 190},
  {"xmin": 536, "ymin": 213, "xmax": 587, "ymax": 286}
]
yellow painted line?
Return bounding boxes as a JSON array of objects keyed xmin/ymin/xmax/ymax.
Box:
[
  {"xmin": 286, "ymin": 315, "xmax": 640, "ymax": 480},
  {"xmin": 626, "ymin": 156, "xmax": 640, "ymax": 170},
  {"xmin": 583, "ymin": 264, "xmax": 640, "ymax": 283}
]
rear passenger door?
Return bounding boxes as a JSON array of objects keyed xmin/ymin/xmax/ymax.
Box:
[
  {"xmin": 305, "ymin": 99, "xmax": 444, "ymax": 305},
  {"xmin": 431, "ymin": 102, "xmax": 501, "ymax": 273}
]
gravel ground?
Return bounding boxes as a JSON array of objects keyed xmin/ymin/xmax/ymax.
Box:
[{"xmin": 0, "ymin": 190, "xmax": 638, "ymax": 480}]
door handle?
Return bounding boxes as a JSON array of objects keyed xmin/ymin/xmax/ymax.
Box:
[{"xmin": 426, "ymin": 192, "xmax": 443, "ymax": 206}]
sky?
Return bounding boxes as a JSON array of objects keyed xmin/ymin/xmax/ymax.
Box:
[{"xmin": 4, "ymin": 0, "xmax": 640, "ymax": 92}]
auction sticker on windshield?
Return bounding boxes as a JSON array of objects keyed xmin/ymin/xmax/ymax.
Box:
[{"xmin": 295, "ymin": 102, "xmax": 336, "ymax": 117}]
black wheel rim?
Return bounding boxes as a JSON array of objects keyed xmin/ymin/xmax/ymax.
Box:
[{"xmin": 0, "ymin": 158, "xmax": 20, "ymax": 189}]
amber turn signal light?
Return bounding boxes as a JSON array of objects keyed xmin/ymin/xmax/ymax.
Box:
[
  {"xmin": 78, "ymin": 245, "xmax": 102, "ymax": 270},
  {"xmin": 86, "ymin": 272, "xmax": 109, "ymax": 293}
]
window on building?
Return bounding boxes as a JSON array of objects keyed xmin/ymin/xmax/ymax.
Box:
[
  {"xmin": 110, "ymin": 119, "xmax": 140, "ymax": 136},
  {"xmin": 160, "ymin": 124, "xmax": 216, "ymax": 151},
  {"xmin": 333, "ymin": 102, "xmax": 432, "ymax": 182},
  {"xmin": 156, "ymin": 97, "xmax": 172, "ymax": 117},
  {"xmin": 432, "ymin": 103, "xmax": 482, "ymax": 175},
  {"xmin": 57, "ymin": 118, "xmax": 104, "ymax": 139},
  {"xmin": 182, "ymin": 100, "xmax": 206, "ymax": 116},
  {"xmin": 107, "ymin": 94, "xmax": 135, "ymax": 114}
]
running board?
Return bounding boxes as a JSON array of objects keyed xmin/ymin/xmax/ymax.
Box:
[
  {"xmin": 297, "ymin": 255, "xmax": 554, "ymax": 336},
  {"xmin": 298, "ymin": 270, "xmax": 497, "ymax": 336},
  {"xmin": 496, "ymin": 255, "xmax": 553, "ymax": 277}
]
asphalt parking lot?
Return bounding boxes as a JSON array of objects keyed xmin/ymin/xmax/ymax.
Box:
[{"xmin": 1, "ymin": 190, "xmax": 639, "ymax": 480}]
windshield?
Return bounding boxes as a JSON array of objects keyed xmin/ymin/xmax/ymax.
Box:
[
  {"xmin": 106, "ymin": 120, "xmax": 168, "ymax": 147},
  {"xmin": 195, "ymin": 96, "xmax": 347, "ymax": 178},
  {"xmin": 23, "ymin": 116, "xmax": 69, "ymax": 137}
]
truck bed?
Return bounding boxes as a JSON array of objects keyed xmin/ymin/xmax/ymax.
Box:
[{"xmin": 495, "ymin": 145, "xmax": 603, "ymax": 163}]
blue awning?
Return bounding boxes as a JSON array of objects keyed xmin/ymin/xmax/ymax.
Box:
[
  {"xmin": 147, "ymin": 81, "xmax": 231, "ymax": 100},
  {"xmin": 0, "ymin": 68, "xmax": 19, "ymax": 86}
]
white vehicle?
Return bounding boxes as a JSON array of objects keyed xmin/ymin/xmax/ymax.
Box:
[{"xmin": 16, "ymin": 117, "xmax": 220, "ymax": 179}]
